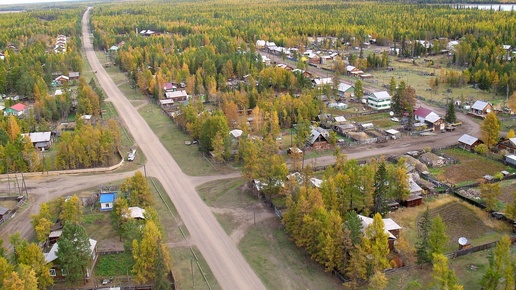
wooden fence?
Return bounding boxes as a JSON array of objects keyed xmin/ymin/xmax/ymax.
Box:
[{"xmin": 447, "ymin": 236, "xmax": 516, "ymax": 259}]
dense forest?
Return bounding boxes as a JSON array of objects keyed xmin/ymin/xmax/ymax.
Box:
[
  {"xmin": 0, "ymin": 6, "xmax": 121, "ymax": 172},
  {"xmin": 87, "ymin": 0, "xmax": 516, "ymax": 158},
  {"xmin": 91, "ymin": 0, "xmax": 516, "ymax": 106}
]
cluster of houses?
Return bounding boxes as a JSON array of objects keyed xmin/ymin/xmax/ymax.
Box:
[
  {"xmin": 158, "ymin": 82, "xmax": 189, "ymax": 112},
  {"xmin": 39, "ymin": 191, "xmax": 147, "ymax": 282},
  {"xmin": 54, "ymin": 35, "xmax": 67, "ymax": 54},
  {"xmin": 53, "ymin": 71, "xmax": 80, "ymax": 86}
]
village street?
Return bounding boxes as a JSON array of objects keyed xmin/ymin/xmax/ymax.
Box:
[
  {"xmin": 81, "ymin": 7, "xmax": 267, "ymax": 290},
  {"xmin": 0, "ymin": 7, "xmax": 484, "ymax": 290}
]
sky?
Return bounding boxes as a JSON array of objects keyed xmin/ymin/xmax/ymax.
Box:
[{"xmin": 0, "ymin": 0, "xmax": 71, "ymax": 5}]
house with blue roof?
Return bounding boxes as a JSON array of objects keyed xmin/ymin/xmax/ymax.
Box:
[{"xmin": 99, "ymin": 192, "xmax": 116, "ymax": 211}]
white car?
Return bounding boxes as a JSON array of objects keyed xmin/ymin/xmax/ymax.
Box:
[
  {"xmin": 391, "ymin": 117, "xmax": 399, "ymax": 122},
  {"xmin": 127, "ymin": 149, "xmax": 136, "ymax": 161}
]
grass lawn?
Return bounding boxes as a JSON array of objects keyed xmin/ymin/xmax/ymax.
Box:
[
  {"xmin": 148, "ymin": 177, "xmax": 188, "ymax": 241},
  {"xmin": 498, "ymin": 178, "xmax": 516, "ymax": 206},
  {"xmin": 95, "ymin": 252, "xmax": 134, "ymax": 277},
  {"xmin": 169, "ymin": 246, "xmax": 221, "ymax": 290},
  {"xmin": 435, "ymin": 148, "xmax": 510, "ymax": 184},
  {"xmin": 239, "ymin": 217, "xmax": 342, "ymax": 290},
  {"xmin": 388, "ymin": 194, "xmax": 514, "ymax": 288},
  {"xmin": 138, "ymin": 103, "xmax": 230, "ymax": 176},
  {"xmin": 389, "ymin": 195, "xmax": 511, "ymax": 254},
  {"xmin": 196, "ymin": 178, "xmax": 252, "ymax": 208}
]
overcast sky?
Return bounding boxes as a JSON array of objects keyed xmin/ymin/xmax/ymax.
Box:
[{"xmin": 0, "ymin": 0, "xmax": 70, "ymax": 5}]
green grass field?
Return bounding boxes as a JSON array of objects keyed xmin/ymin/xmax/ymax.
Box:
[
  {"xmin": 434, "ymin": 148, "xmax": 510, "ymax": 184},
  {"xmin": 95, "ymin": 252, "xmax": 134, "ymax": 277}
]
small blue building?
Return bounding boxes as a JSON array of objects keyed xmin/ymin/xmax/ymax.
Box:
[{"xmin": 99, "ymin": 192, "xmax": 116, "ymax": 211}]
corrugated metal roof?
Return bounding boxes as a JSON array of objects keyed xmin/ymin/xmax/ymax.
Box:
[
  {"xmin": 458, "ymin": 134, "xmax": 478, "ymax": 146},
  {"xmin": 472, "ymin": 100, "xmax": 489, "ymax": 111}
]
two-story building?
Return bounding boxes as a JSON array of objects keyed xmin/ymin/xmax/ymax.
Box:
[{"xmin": 367, "ymin": 91, "xmax": 391, "ymax": 111}]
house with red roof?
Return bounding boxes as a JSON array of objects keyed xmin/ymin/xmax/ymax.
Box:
[
  {"xmin": 413, "ymin": 106, "xmax": 444, "ymax": 131},
  {"xmin": 3, "ymin": 103, "xmax": 26, "ymax": 117}
]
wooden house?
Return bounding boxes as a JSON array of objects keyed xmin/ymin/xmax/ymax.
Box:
[
  {"xmin": 413, "ymin": 107, "xmax": 445, "ymax": 131},
  {"xmin": 48, "ymin": 230, "xmax": 62, "ymax": 246},
  {"xmin": 458, "ymin": 134, "xmax": 483, "ymax": 151},
  {"xmin": 3, "ymin": 103, "xmax": 26, "ymax": 117},
  {"xmin": 419, "ymin": 152, "xmax": 445, "ymax": 168},
  {"xmin": 497, "ymin": 138, "xmax": 516, "ymax": 155},
  {"xmin": 470, "ymin": 101, "xmax": 493, "ymax": 118},
  {"xmin": 54, "ymin": 75, "xmax": 69, "ymax": 85},
  {"xmin": 21, "ymin": 132, "xmax": 52, "ymax": 151},
  {"xmin": 165, "ymin": 90, "xmax": 188, "ymax": 103},
  {"xmin": 358, "ymin": 215, "xmax": 401, "ymax": 250},
  {"xmin": 45, "ymin": 238, "xmax": 98, "ymax": 280},
  {"xmin": 68, "ymin": 72, "xmax": 80, "ymax": 80},
  {"xmin": 337, "ymin": 82, "xmax": 354, "ymax": 99},
  {"xmin": 307, "ymin": 127, "xmax": 330, "ymax": 149}
]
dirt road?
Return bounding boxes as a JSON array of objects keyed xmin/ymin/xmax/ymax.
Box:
[
  {"xmin": 82, "ymin": 7, "xmax": 266, "ymax": 290},
  {"xmin": 0, "ymin": 171, "xmax": 136, "ymax": 251},
  {"xmin": 305, "ymin": 107, "xmax": 480, "ymax": 167}
]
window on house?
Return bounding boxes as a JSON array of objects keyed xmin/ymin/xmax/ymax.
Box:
[{"xmin": 49, "ymin": 269, "xmax": 56, "ymax": 277}]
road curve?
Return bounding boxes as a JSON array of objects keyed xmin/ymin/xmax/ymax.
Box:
[{"xmin": 82, "ymin": 7, "xmax": 265, "ymax": 290}]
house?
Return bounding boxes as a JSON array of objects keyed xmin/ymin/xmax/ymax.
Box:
[
  {"xmin": 413, "ymin": 107, "xmax": 445, "ymax": 131},
  {"xmin": 3, "ymin": 103, "xmax": 26, "ymax": 116},
  {"xmin": 109, "ymin": 45, "xmax": 119, "ymax": 52},
  {"xmin": 403, "ymin": 174, "xmax": 423, "ymax": 207},
  {"xmin": 312, "ymin": 77, "xmax": 333, "ymax": 88},
  {"xmin": 307, "ymin": 127, "xmax": 330, "ymax": 149},
  {"xmin": 48, "ymin": 230, "xmax": 62, "ymax": 245},
  {"xmin": 54, "ymin": 89, "xmax": 63, "ymax": 96},
  {"xmin": 260, "ymin": 54, "xmax": 271, "ymax": 66},
  {"xmin": 505, "ymin": 155, "xmax": 516, "ymax": 167},
  {"xmin": 385, "ymin": 129, "xmax": 402, "ymax": 140},
  {"xmin": 124, "ymin": 207, "xmax": 146, "ymax": 220},
  {"xmin": 286, "ymin": 172, "xmax": 322, "ymax": 188},
  {"xmin": 497, "ymin": 137, "xmax": 516, "ymax": 154},
  {"xmin": 333, "ymin": 115, "xmax": 347, "ymax": 124},
  {"xmin": 164, "ymin": 90, "xmax": 188, "ymax": 102},
  {"xmin": 346, "ymin": 64, "xmax": 364, "ymax": 77},
  {"xmin": 458, "ymin": 134, "xmax": 483, "ymax": 151},
  {"xmin": 54, "ymin": 75, "xmax": 69, "ymax": 85},
  {"xmin": 45, "ymin": 238, "xmax": 98, "ymax": 280},
  {"xmin": 159, "ymin": 99, "xmax": 174, "ymax": 108},
  {"xmin": 99, "ymin": 192, "xmax": 116, "ymax": 211},
  {"xmin": 367, "ymin": 91, "xmax": 391, "ymax": 111},
  {"xmin": 163, "ymin": 82, "xmax": 177, "ymax": 92},
  {"xmin": 229, "ymin": 129, "xmax": 243, "ymax": 139},
  {"xmin": 333, "ymin": 123, "xmax": 356, "ymax": 135},
  {"xmin": 21, "ymin": 132, "xmax": 52, "ymax": 150},
  {"xmin": 337, "ymin": 82, "xmax": 354, "ymax": 98},
  {"xmin": 255, "ymin": 40, "xmax": 266, "ymax": 48},
  {"xmin": 470, "ymin": 101, "xmax": 493, "ymax": 118},
  {"xmin": 419, "ymin": 152, "xmax": 445, "ymax": 168},
  {"xmin": 358, "ymin": 215, "xmax": 402, "ymax": 250},
  {"xmin": 68, "ymin": 72, "xmax": 80, "ymax": 80}
]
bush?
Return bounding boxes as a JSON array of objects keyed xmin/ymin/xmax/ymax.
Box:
[{"xmin": 474, "ymin": 144, "xmax": 488, "ymax": 155}]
